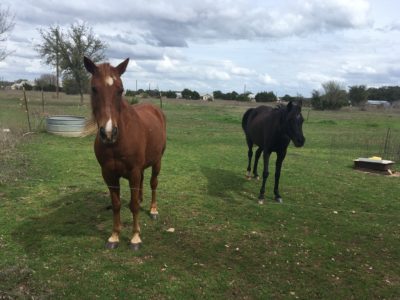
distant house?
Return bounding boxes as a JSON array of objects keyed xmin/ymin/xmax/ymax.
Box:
[
  {"xmin": 248, "ymin": 93, "xmax": 256, "ymax": 102},
  {"xmin": 10, "ymin": 80, "xmax": 34, "ymax": 90},
  {"xmin": 367, "ymin": 100, "xmax": 391, "ymax": 108},
  {"xmin": 202, "ymin": 93, "xmax": 214, "ymax": 101},
  {"xmin": 176, "ymin": 92, "xmax": 182, "ymax": 99}
]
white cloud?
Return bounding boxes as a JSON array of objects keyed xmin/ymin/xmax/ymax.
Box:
[
  {"xmin": 1, "ymin": 0, "xmax": 399, "ymax": 95},
  {"xmin": 258, "ymin": 74, "xmax": 278, "ymax": 85},
  {"xmin": 341, "ymin": 62, "xmax": 377, "ymax": 75},
  {"xmin": 296, "ymin": 72, "xmax": 345, "ymax": 88}
]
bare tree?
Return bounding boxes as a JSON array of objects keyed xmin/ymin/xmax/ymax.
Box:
[
  {"xmin": 59, "ymin": 23, "xmax": 106, "ymax": 104},
  {"xmin": 0, "ymin": 5, "xmax": 15, "ymax": 61},
  {"xmin": 36, "ymin": 26, "xmax": 62, "ymax": 98},
  {"xmin": 34, "ymin": 73, "xmax": 57, "ymax": 91}
]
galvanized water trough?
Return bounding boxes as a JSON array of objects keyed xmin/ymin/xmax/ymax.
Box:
[{"xmin": 46, "ymin": 115, "xmax": 86, "ymax": 137}]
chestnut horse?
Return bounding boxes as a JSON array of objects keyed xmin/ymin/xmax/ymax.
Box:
[{"xmin": 84, "ymin": 57, "xmax": 166, "ymax": 250}]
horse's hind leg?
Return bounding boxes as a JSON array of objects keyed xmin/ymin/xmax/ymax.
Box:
[
  {"xmin": 252, "ymin": 147, "xmax": 262, "ymax": 180},
  {"xmin": 139, "ymin": 171, "xmax": 144, "ymax": 204},
  {"xmin": 246, "ymin": 137, "xmax": 253, "ymax": 179},
  {"xmin": 149, "ymin": 160, "xmax": 161, "ymax": 219},
  {"xmin": 258, "ymin": 151, "xmax": 271, "ymax": 204}
]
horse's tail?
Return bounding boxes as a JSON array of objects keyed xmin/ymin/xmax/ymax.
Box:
[
  {"xmin": 242, "ymin": 108, "xmax": 254, "ymax": 132},
  {"xmin": 79, "ymin": 117, "xmax": 98, "ymax": 137}
]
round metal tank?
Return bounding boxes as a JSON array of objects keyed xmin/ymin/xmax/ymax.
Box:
[{"xmin": 46, "ymin": 115, "xmax": 86, "ymax": 137}]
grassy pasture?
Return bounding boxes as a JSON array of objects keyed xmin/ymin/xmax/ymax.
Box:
[{"xmin": 0, "ymin": 90, "xmax": 399, "ymax": 299}]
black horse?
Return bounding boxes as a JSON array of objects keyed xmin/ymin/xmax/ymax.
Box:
[{"xmin": 242, "ymin": 101, "xmax": 305, "ymax": 204}]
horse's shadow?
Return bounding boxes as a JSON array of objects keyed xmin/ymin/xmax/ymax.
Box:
[
  {"xmin": 201, "ymin": 166, "xmax": 254, "ymax": 202},
  {"xmin": 14, "ymin": 189, "xmax": 112, "ymax": 254}
]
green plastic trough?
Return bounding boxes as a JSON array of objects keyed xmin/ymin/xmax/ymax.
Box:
[{"xmin": 46, "ymin": 115, "xmax": 86, "ymax": 137}]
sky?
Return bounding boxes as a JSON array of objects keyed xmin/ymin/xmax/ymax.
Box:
[{"xmin": 0, "ymin": 0, "xmax": 400, "ymax": 97}]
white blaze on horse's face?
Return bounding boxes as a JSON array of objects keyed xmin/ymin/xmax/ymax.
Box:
[
  {"xmin": 105, "ymin": 118, "xmax": 113, "ymax": 136},
  {"xmin": 105, "ymin": 76, "xmax": 114, "ymax": 86}
]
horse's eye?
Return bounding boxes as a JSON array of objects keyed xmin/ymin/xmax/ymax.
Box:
[{"xmin": 92, "ymin": 86, "xmax": 97, "ymax": 94}]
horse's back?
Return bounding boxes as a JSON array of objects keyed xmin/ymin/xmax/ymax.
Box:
[
  {"xmin": 132, "ymin": 103, "xmax": 166, "ymax": 126},
  {"xmin": 243, "ymin": 106, "xmax": 273, "ymax": 131},
  {"xmin": 243, "ymin": 105, "xmax": 276, "ymax": 146}
]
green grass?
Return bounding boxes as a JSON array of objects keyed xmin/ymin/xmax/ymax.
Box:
[{"xmin": 0, "ymin": 91, "xmax": 399, "ymax": 299}]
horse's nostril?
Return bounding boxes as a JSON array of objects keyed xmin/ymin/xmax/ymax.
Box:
[
  {"xmin": 112, "ymin": 126, "xmax": 118, "ymax": 137},
  {"xmin": 99, "ymin": 127, "xmax": 107, "ymax": 139}
]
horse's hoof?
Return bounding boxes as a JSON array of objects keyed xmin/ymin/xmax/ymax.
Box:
[
  {"xmin": 275, "ymin": 197, "xmax": 283, "ymax": 203},
  {"xmin": 246, "ymin": 175, "xmax": 252, "ymax": 180},
  {"xmin": 130, "ymin": 243, "xmax": 141, "ymax": 251},
  {"xmin": 150, "ymin": 213, "xmax": 158, "ymax": 220},
  {"xmin": 258, "ymin": 199, "xmax": 264, "ymax": 205},
  {"xmin": 253, "ymin": 176, "xmax": 260, "ymax": 180},
  {"xmin": 105, "ymin": 242, "xmax": 119, "ymax": 249}
]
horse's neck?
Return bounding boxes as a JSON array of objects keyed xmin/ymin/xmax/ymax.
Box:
[
  {"xmin": 118, "ymin": 100, "xmax": 140, "ymax": 128},
  {"xmin": 278, "ymin": 109, "xmax": 288, "ymax": 133}
]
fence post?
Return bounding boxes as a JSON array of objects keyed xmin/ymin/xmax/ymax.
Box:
[
  {"xmin": 383, "ymin": 128, "xmax": 391, "ymax": 159},
  {"xmin": 23, "ymin": 87, "xmax": 32, "ymax": 132},
  {"xmin": 41, "ymin": 88, "xmax": 45, "ymax": 113}
]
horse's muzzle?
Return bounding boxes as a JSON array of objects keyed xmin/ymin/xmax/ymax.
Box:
[
  {"xmin": 99, "ymin": 126, "xmax": 118, "ymax": 144},
  {"xmin": 294, "ymin": 137, "xmax": 305, "ymax": 147}
]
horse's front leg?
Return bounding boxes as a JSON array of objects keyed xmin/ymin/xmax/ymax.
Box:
[
  {"xmin": 274, "ymin": 150, "xmax": 287, "ymax": 203},
  {"xmin": 103, "ymin": 173, "xmax": 121, "ymax": 249},
  {"xmin": 258, "ymin": 151, "xmax": 271, "ymax": 204},
  {"xmin": 129, "ymin": 169, "xmax": 142, "ymax": 251}
]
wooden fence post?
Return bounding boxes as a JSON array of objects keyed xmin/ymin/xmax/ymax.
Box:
[{"xmin": 23, "ymin": 87, "xmax": 32, "ymax": 132}]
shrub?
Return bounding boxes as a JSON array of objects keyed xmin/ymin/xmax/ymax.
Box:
[{"xmin": 311, "ymin": 81, "xmax": 348, "ymax": 110}]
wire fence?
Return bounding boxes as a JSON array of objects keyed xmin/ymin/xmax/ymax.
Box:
[{"xmin": 329, "ymin": 127, "xmax": 400, "ymax": 162}]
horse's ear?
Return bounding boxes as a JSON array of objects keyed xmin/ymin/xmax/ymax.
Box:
[
  {"xmin": 297, "ymin": 100, "xmax": 303, "ymax": 110},
  {"xmin": 287, "ymin": 101, "xmax": 293, "ymax": 112},
  {"xmin": 84, "ymin": 56, "xmax": 97, "ymax": 74},
  {"xmin": 116, "ymin": 58, "xmax": 129, "ymax": 76}
]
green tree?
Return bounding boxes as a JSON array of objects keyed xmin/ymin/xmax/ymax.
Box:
[
  {"xmin": 36, "ymin": 26, "xmax": 62, "ymax": 98},
  {"xmin": 349, "ymin": 85, "xmax": 368, "ymax": 106},
  {"xmin": 225, "ymin": 91, "xmax": 238, "ymax": 100},
  {"xmin": 311, "ymin": 81, "xmax": 348, "ymax": 110},
  {"xmin": 237, "ymin": 93, "xmax": 250, "ymax": 102},
  {"xmin": 322, "ymin": 81, "xmax": 348, "ymax": 110},
  {"xmin": 213, "ymin": 90, "xmax": 223, "ymax": 99},
  {"xmin": 62, "ymin": 75, "xmax": 81, "ymax": 95},
  {"xmin": 182, "ymin": 88, "xmax": 193, "ymax": 99},
  {"xmin": 60, "ymin": 23, "xmax": 106, "ymax": 104},
  {"xmin": 255, "ymin": 91, "xmax": 277, "ymax": 102},
  {"xmin": 281, "ymin": 94, "xmax": 294, "ymax": 102},
  {"xmin": 311, "ymin": 90, "xmax": 323, "ymax": 110},
  {"xmin": 162, "ymin": 90, "xmax": 177, "ymax": 98},
  {"xmin": 0, "ymin": 5, "xmax": 15, "ymax": 61},
  {"xmin": 367, "ymin": 86, "xmax": 400, "ymax": 102},
  {"xmin": 191, "ymin": 90, "xmax": 200, "ymax": 100}
]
